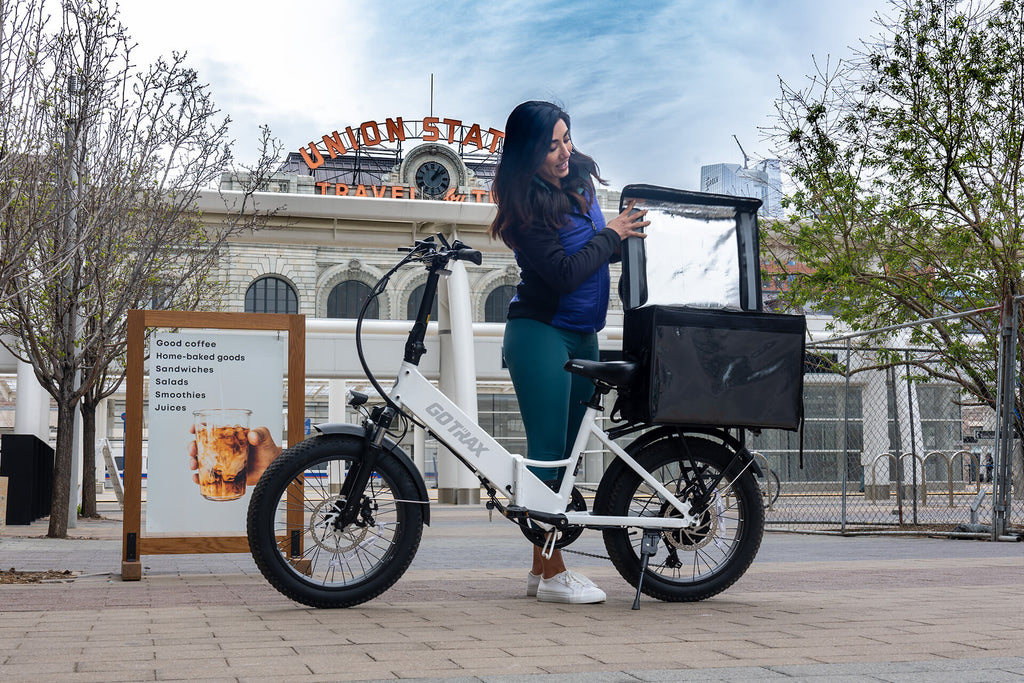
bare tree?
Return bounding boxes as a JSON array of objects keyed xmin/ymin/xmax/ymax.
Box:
[
  {"xmin": 0, "ymin": 0, "xmax": 282, "ymax": 536},
  {"xmin": 75, "ymin": 124, "xmax": 283, "ymax": 518},
  {"xmin": 0, "ymin": 0, "xmax": 81, "ymax": 299}
]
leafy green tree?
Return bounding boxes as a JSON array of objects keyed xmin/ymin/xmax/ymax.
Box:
[
  {"xmin": 768, "ymin": 0, "xmax": 1024, "ymax": 428},
  {"xmin": 0, "ymin": 0, "xmax": 281, "ymax": 535}
]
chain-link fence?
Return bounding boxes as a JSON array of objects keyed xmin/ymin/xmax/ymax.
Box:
[{"xmin": 748, "ymin": 301, "xmax": 1024, "ymax": 538}]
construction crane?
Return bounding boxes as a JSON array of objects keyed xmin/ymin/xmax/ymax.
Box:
[{"xmin": 733, "ymin": 135, "xmax": 750, "ymax": 169}]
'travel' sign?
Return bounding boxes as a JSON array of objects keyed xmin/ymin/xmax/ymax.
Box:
[
  {"xmin": 314, "ymin": 182, "xmax": 493, "ymax": 203},
  {"xmin": 300, "ymin": 116, "xmax": 504, "ymax": 169}
]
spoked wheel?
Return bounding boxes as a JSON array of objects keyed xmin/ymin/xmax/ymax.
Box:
[
  {"xmin": 246, "ymin": 434, "xmax": 425, "ymax": 608},
  {"xmin": 599, "ymin": 434, "xmax": 764, "ymax": 602}
]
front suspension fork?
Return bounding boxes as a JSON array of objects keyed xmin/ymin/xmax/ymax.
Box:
[{"xmin": 335, "ymin": 409, "xmax": 394, "ymax": 527}]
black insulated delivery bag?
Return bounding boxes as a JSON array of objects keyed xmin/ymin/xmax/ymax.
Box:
[{"xmin": 620, "ymin": 305, "xmax": 806, "ymax": 430}]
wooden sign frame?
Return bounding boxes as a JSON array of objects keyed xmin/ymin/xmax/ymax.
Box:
[{"xmin": 121, "ymin": 310, "xmax": 305, "ymax": 580}]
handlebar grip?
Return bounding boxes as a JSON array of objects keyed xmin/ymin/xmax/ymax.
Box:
[{"xmin": 455, "ymin": 248, "xmax": 483, "ymax": 265}]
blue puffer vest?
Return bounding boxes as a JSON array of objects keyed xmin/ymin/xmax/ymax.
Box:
[{"xmin": 506, "ymin": 196, "xmax": 619, "ymax": 333}]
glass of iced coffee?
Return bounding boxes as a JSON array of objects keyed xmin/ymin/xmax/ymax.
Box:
[{"xmin": 193, "ymin": 408, "xmax": 252, "ymax": 501}]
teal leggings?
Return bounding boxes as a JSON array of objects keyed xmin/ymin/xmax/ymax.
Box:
[{"xmin": 503, "ymin": 318, "xmax": 599, "ymax": 482}]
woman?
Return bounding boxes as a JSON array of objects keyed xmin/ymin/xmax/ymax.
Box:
[{"xmin": 490, "ymin": 101, "xmax": 649, "ymax": 604}]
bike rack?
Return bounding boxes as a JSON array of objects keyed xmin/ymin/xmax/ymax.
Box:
[
  {"xmin": 921, "ymin": 451, "xmax": 950, "ymax": 507},
  {"xmin": 867, "ymin": 452, "xmax": 898, "ymax": 503},
  {"xmin": 869, "ymin": 450, "xmax": 981, "ymax": 507},
  {"xmin": 750, "ymin": 450, "xmax": 777, "ymax": 511},
  {"xmin": 869, "ymin": 452, "xmax": 925, "ymax": 504},
  {"xmin": 956, "ymin": 450, "xmax": 983, "ymax": 493}
]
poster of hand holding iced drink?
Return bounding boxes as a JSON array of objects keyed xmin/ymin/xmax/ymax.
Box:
[{"xmin": 146, "ymin": 331, "xmax": 284, "ymax": 533}]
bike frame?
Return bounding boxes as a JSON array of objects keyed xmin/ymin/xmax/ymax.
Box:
[{"xmin": 389, "ymin": 359, "xmax": 698, "ymax": 530}]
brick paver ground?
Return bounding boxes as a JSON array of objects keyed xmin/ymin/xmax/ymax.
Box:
[{"xmin": 2, "ymin": 499, "xmax": 1024, "ymax": 682}]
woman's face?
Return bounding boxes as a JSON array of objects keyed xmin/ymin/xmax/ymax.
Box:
[{"xmin": 536, "ymin": 117, "xmax": 572, "ymax": 185}]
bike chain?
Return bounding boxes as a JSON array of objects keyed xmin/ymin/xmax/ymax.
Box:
[{"xmin": 561, "ymin": 546, "xmax": 611, "ymax": 561}]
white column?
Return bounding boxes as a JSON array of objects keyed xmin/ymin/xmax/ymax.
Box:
[
  {"xmin": 435, "ymin": 258, "xmax": 480, "ymax": 504},
  {"xmin": 328, "ymin": 379, "xmax": 348, "ymax": 423},
  {"xmin": 326, "ymin": 380, "xmax": 349, "ymax": 494},
  {"xmin": 15, "ymin": 361, "xmax": 49, "ymax": 441},
  {"xmin": 95, "ymin": 398, "xmax": 109, "ymax": 489},
  {"xmin": 894, "ymin": 365, "xmax": 925, "ymax": 499},
  {"xmin": 14, "ymin": 361, "xmax": 67, "ymax": 522},
  {"xmin": 860, "ymin": 361, "xmax": 891, "ymax": 499},
  {"xmin": 68, "ymin": 391, "xmax": 81, "ymax": 529}
]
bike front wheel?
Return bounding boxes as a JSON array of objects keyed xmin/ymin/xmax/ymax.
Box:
[
  {"xmin": 600, "ymin": 433, "xmax": 764, "ymax": 602},
  {"xmin": 247, "ymin": 433, "xmax": 425, "ymax": 608}
]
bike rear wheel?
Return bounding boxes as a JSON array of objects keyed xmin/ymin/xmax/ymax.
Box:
[
  {"xmin": 600, "ymin": 433, "xmax": 763, "ymax": 602},
  {"xmin": 247, "ymin": 433, "xmax": 425, "ymax": 608}
]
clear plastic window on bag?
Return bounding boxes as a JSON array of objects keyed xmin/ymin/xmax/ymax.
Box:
[
  {"xmin": 618, "ymin": 186, "xmax": 762, "ymax": 312},
  {"xmin": 636, "ymin": 200, "xmax": 742, "ymax": 309}
]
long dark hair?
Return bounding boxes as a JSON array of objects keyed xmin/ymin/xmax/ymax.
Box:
[{"xmin": 489, "ymin": 101, "xmax": 605, "ymax": 247}]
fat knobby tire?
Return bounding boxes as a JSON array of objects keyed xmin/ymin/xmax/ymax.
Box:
[
  {"xmin": 600, "ymin": 435, "xmax": 764, "ymax": 602},
  {"xmin": 247, "ymin": 434, "xmax": 424, "ymax": 608}
]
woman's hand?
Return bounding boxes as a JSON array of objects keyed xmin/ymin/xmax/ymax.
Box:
[{"xmin": 606, "ymin": 200, "xmax": 650, "ymax": 240}]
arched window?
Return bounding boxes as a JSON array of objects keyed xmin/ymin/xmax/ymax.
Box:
[
  {"xmin": 327, "ymin": 280, "xmax": 378, "ymax": 319},
  {"xmin": 484, "ymin": 285, "xmax": 517, "ymax": 323},
  {"xmin": 407, "ymin": 283, "xmax": 439, "ymax": 320},
  {"xmin": 245, "ymin": 276, "xmax": 298, "ymax": 314}
]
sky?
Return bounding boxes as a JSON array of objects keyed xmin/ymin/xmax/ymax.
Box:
[{"xmin": 116, "ymin": 0, "xmax": 895, "ymax": 192}]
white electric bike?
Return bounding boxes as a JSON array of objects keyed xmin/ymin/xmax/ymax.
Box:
[{"xmin": 247, "ymin": 235, "xmax": 765, "ymax": 608}]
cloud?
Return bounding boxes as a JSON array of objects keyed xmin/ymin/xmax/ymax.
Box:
[{"xmin": 115, "ymin": 0, "xmax": 890, "ymax": 190}]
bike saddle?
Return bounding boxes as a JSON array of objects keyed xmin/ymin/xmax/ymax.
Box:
[{"xmin": 564, "ymin": 359, "xmax": 638, "ymax": 388}]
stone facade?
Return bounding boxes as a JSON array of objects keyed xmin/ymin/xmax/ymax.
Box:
[
  {"xmin": 218, "ymin": 240, "xmax": 628, "ymax": 325},
  {"xmin": 212, "ymin": 178, "xmax": 625, "ymax": 325}
]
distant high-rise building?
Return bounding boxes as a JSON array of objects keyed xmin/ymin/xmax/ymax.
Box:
[{"xmin": 700, "ymin": 159, "xmax": 783, "ymax": 219}]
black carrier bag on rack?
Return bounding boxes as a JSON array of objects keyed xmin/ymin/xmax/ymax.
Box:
[
  {"xmin": 615, "ymin": 184, "xmax": 806, "ymax": 430},
  {"xmin": 621, "ymin": 305, "xmax": 805, "ymax": 429}
]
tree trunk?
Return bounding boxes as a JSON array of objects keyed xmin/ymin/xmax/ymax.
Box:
[
  {"xmin": 80, "ymin": 401, "xmax": 97, "ymax": 517},
  {"xmin": 47, "ymin": 397, "xmax": 76, "ymax": 538}
]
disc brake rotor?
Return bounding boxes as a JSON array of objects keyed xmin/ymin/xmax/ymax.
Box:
[
  {"xmin": 662, "ymin": 489, "xmax": 724, "ymax": 551},
  {"xmin": 308, "ymin": 496, "xmax": 367, "ymax": 553}
]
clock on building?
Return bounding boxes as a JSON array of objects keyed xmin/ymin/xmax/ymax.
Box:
[{"xmin": 415, "ymin": 160, "xmax": 451, "ymax": 198}]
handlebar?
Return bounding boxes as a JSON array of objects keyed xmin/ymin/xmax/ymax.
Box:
[
  {"xmin": 357, "ymin": 234, "xmax": 485, "ymax": 413},
  {"xmin": 398, "ymin": 235, "xmax": 482, "ymax": 267},
  {"xmin": 454, "ymin": 247, "xmax": 482, "ymax": 265}
]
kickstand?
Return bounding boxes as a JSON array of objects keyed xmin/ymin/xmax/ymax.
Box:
[{"xmin": 632, "ymin": 530, "xmax": 661, "ymax": 610}]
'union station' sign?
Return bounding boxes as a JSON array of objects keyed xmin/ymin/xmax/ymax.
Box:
[{"xmin": 299, "ymin": 116, "xmax": 503, "ymax": 203}]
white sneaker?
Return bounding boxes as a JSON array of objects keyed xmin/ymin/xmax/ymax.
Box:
[
  {"xmin": 527, "ymin": 571, "xmax": 542, "ymax": 597},
  {"xmin": 536, "ymin": 570, "xmax": 606, "ymax": 604}
]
